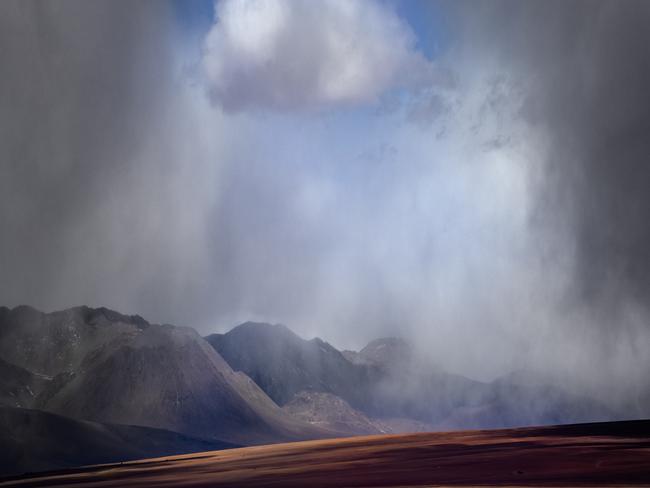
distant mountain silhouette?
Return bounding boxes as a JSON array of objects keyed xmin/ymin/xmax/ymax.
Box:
[{"xmin": 438, "ymin": 370, "xmax": 615, "ymax": 429}]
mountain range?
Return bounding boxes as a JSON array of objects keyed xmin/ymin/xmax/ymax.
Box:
[
  {"xmin": 0, "ymin": 305, "xmax": 621, "ymax": 476},
  {"xmin": 206, "ymin": 321, "xmax": 612, "ymax": 428}
]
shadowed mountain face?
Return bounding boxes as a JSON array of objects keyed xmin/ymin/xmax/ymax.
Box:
[
  {"xmin": 205, "ymin": 322, "xmax": 372, "ymax": 407},
  {"xmin": 0, "ymin": 358, "xmax": 50, "ymax": 408},
  {"xmin": 36, "ymin": 324, "xmax": 329, "ymax": 444},
  {"xmin": 0, "ymin": 406, "xmax": 237, "ymax": 477},
  {"xmin": 0, "ymin": 307, "xmax": 331, "ymax": 446}
]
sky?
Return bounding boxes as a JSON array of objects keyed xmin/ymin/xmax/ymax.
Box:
[{"xmin": 1, "ymin": 1, "xmax": 650, "ymax": 405}]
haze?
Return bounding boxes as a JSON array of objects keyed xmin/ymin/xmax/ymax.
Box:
[{"xmin": 1, "ymin": 0, "xmax": 649, "ymax": 412}]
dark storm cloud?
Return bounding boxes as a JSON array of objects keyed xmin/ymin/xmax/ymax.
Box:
[
  {"xmin": 0, "ymin": 1, "xmax": 179, "ymax": 317},
  {"xmin": 456, "ymin": 0, "xmax": 650, "ymax": 315}
]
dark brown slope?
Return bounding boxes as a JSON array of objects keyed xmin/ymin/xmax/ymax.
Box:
[
  {"xmin": 0, "ymin": 406, "xmax": 237, "ymax": 477},
  {"xmin": 3, "ymin": 419, "xmax": 649, "ymax": 488}
]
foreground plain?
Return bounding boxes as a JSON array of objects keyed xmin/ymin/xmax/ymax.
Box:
[{"xmin": 2, "ymin": 420, "xmax": 650, "ymax": 487}]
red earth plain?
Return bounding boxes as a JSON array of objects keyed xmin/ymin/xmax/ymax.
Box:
[{"xmin": 2, "ymin": 420, "xmax": 649, "ymax": 487}]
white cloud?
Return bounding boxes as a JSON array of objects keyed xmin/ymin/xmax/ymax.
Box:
[{"xmin": 202, "ymin": 0, "xmax": 432, "ymax": 111}]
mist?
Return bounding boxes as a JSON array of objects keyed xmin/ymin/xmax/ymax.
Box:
[{"xmin": 1, "ymin": 0, "xmax": 649, "ymax": 414}]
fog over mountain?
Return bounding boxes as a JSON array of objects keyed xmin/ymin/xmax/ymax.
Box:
[
  {"xmin": 206, "ymin": 322, "xmax": 615, "ymax": 429},
  {"xmin": 1, "ymin": 0, "xmax": 650, "ymax": 417}
]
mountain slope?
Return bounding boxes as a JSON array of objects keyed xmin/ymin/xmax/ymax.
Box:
[
  {"xmin": 36, "ymin": 323, "xmax": 331, "ymax": 445},
  {"xmin": 0, "ymin": 406, "xmax": 236, "ymax": 477},
  {"xmin": 205, "ymin": 322, "xmax": 370, "ymax": 406},
  {"xmin": 282, "ymin": 391, "xmax": 387, "ymax": 435},
  {"xmin": 0, "ymin": 358, "xmax": 50, "ymax": 408},
  {"xmin": 282, "ymin": 390, "xmax": 435, "ymax": 436},
  {"xmin": 0, "ymin": 306, "xmax": 332, "ymax": 446}
]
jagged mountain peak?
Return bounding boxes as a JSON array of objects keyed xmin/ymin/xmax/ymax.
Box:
[
  {"xmin": 70, "ymin": 306, "xmax": 150, "ymax": 329},
  {"xmin": 308, "ymin": 337, "xmax": 342, "ymax": 355},
  {"xmin": 358, "ymin": 337, "xmax": 411, "ymax": 367},
  {"xmin": 225, "ymin": 321, "xmax": 299, "ymax": 340},
  {"xmin": 0, "ymin": 305, "xmax": 151, "ymax": 376}
]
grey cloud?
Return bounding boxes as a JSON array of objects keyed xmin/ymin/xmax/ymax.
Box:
[
  {"xmin": 443, "ymin": 0, "xmax": 650, "ymax": 410},
  {"xmin": 456, "ymin": 0, "xmax": 650, "ymax": 312},
  {"xmin": 0, "ymin": 0, "xmax": 207, "ymax": 325}
]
